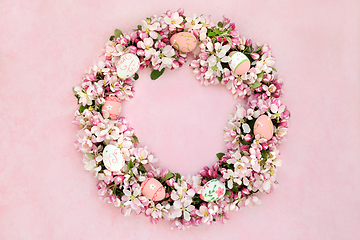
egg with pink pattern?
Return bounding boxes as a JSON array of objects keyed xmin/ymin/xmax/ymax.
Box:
[
  {"xmin": 103, "ymin": 144, "xmax": 125, "ymax": 172},
  {"xmin": 253, "ymin": 115, "xmax": 274, "ymax": 140},
  {"xmin": 116, "ymin": 53, "xmax": 140, "ymax": 79},
  {"xmin": 141, "ymin": 178, "xmax": 166, "ymax": 201},
  {"xmin": 170, "ymin": 32, "xmax": 197, "ymax": 53},
  {"xmin": 101, "ymin": 96, "xmax": 122, "ymax": 120},
  {"xmin": 200, "ymin": 179, "xmax": 226, "ymax": 202}
]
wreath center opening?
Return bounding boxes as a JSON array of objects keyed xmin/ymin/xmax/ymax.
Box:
[{"xmin": 122, "ymin": 68, "xmax": 240, "ymax": 175}]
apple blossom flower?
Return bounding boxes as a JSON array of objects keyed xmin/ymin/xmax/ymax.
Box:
[
  {"xmin": 163, "ymin": 11, "xmax": 183, "ymax": 31},
  {"xmin": 195, "ymin": 205, "xmax": 213, "ymax": 224},
  {"xmin": 172, "ymin": 198, "xmax": 195, "ymax": 221},
  {"xmin": 222, "ymin": 169, "xmax": 242, "ymax": 189},
  {"xmin": 152, "ymin": 45, "xmax": 176, "ymax": 70}
]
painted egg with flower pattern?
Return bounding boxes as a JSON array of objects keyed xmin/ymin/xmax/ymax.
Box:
[
  {"xmin": 116, "ymin": 53, "xmax": 140, "ymax": 79},
  {"xmin": 170, "ymin": 32, "xmax": 197, "ymax": 53},
  {"xmin": 141, "ymin": 178, "xmax": 166, "ymax": 201},
  {"xmin": 200, "ymin": 179, "xmax": 226, "ymax": 202},
  {"xmin": 228, "ymin": 51, "xmax": 250, "ymax": 75},
  {"xmin": 103, "ymin": 144, "xmax": 125, "ymax": 172},
  {"xmin": 253, "ymin": 115, "xmax": 274, "ymax": 140},
  {"xmin": 101, "ymin": 96, "xmax": 122, "ymax": 120}
]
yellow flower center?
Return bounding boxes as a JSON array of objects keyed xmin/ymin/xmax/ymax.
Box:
[
  {"xmin": 130, "ymin": 196, "xmax": 135, "ymax": 201},
  {"xmin": 171, "ymin": 20, "xmax": 176, "ymax": 24}
]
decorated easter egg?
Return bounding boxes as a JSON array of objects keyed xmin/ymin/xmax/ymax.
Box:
[
  {"xmin": 253, "ymin": 115, "xmax": 274, "ymax": 140},
  {"xmin": 116, "ymin": 53, "xmax": 140, "ymax": 79},
  {"xmin": 103, "ymin": 145, "xmax": 125, "ymax": 172},
  {"xmin": 200, "ymin": 179, "xmax": 226, "ymax": 202},
  {"xmin": 170, "ymin": 32, "xmax": 197, "ymax": 53},
  {"xmin": 228, "ymin": 51, "xmax": 250, "ymax": 75},
  {"xmin": 101, "ymin": 96, "xmax": 122, "ymax": 120},
  {"xmin": 141, "ymin": 178, "xmax": 166, "ymax": 201}
]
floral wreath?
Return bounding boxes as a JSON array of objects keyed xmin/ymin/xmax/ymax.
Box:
[{"xmin": 73, "ymin": 8, "xmax": 290, "ymax": 230}]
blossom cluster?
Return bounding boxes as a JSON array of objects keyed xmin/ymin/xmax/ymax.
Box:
[{"xmin": 72, "ymin": 8, "xmax": 290, "ymax": 229}]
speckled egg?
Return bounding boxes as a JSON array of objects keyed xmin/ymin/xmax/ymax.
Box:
[
  {"xmin": 141, "ymin": 178, "xmax": 166, "ymax": 201},
  {"xmin": 228, "ymin": 51, "xmax": 250, "ymax": 75},
  {"xmin": 170, "ymin": 32, "xmax": 197, "ymax": 53},
  {"xmin": 116, "ymin": 53, "xmax": 140, "ymax": 79},
  {"xmin": 200, "ymin": 179, "xmax": 226, "ymax": 202},
  {"xmin": 253, "ymin": 115, "xmax": 274, "ymax": 140},
  {"xmin": 103, "ymin": 145, "xmax": 125, "ymax": 172},
  {"xmin": 101, "ymin": 96, "xmax": 122, "ymax": 120}
]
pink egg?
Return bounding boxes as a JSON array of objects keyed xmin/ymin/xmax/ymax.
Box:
[
  {"xmin": 253, "ymin": 115, "xmax": 274, "ymax": 140},
  {"xmin": 101, "ymin": 96, "xmax": 122, "ymax": 120},
  {"xmin": 170, "ymin": 32, "xmax": 197, "ymax": 53},
  {"xmin": 228, "ymin": 51, "xmax": 250, "ymax": 75},
  {"xmin": 141, "ymin": 178, "xmax": 166, "ymax": 201}
]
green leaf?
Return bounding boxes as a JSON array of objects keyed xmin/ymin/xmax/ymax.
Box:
[
  {"xmin": 163, "ymin": 172, "xmax": 174, "ymax": 181},
  {"xmin": 216, "ymin": 152, "xmax": 225, "ymax": 160},
  {"xmin": 128, "ymin": 160, "xmax": 134, "ymax": 169},
  {"xmin": 150, "ymin": 68, "xmax": 165, "ymax": 80},
  {"xmin": 134, "ymin": 73, "xmax": 139, "ymax": 80},
  {"xmin": 138, "ymin": 164, "xmax": 147, "ymax": 173},
  {"xmin": 270, "ymin": 66, "xmax": 277, "ymax": 72},
  {"xmin": 217, "ymin": 76, "xmax": 222, "ymax": 83},
  {"xmin": 175, "ymin": 173, "xmax": 181, "ymax": 181},
  {"xmin": 250, "ymin": 81, "xmax": 261, "ymax": 89},
  {"xmin": 256, "ymin": 45, "xmax": 263, "ymax": 52},
  {"xmin": 132, "ymin": 135, "xmax": 139, "ymax": 143},
  {"xmin": 214, "ymin": 28, "xmax": 221, "ymax": 35},
  {"xmin": 225, "ymin": 37, "xmax": 232, "ymax": 47},
  {"xmin": 79, "ymin": 105, "xmax": 87, "ymax": 113},
  {"xmin": 231, "ymin": 186, "xmax": 239, "ymax": 193},
  {"xmin": 217, "ymin": 21, "xmax": 224, "ymax": 28},
  {"xmin": 109, "ymin": 35, "xmax": 114, "ymax": 41},
  {"xmin": 86, "ymin": 153, "xmax": 96, "ymax": 159},
  {"xmin": 114, "ymin": 29, "xmax": 123, "ymax": 38},
  {"xmin": 257, "ymin": 72, "xmax": 264, "ymax": 79},
  {"xmin": 137, "ymin": 25, "xmax": 142, "ymax": 30},
  {"xmin": 225, "ymin": 190, "xmax": 232, "ymax": 196},
  {"xmin": 207, "ymin": 31, "xmax": 216, "ymax": 37}
]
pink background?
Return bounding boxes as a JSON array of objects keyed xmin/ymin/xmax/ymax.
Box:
[{"xmin": 1, "ymin": 0, "xmax": 359, "ymax": 239}]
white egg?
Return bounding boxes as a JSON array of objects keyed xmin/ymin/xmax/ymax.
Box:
[
  {"xmin": 103, "ymin": 145, "xmax": 125, "ymax": 172},
  {"xmin": 116, "ymin": 53, "xmax": 140, "ymax": 79}
]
